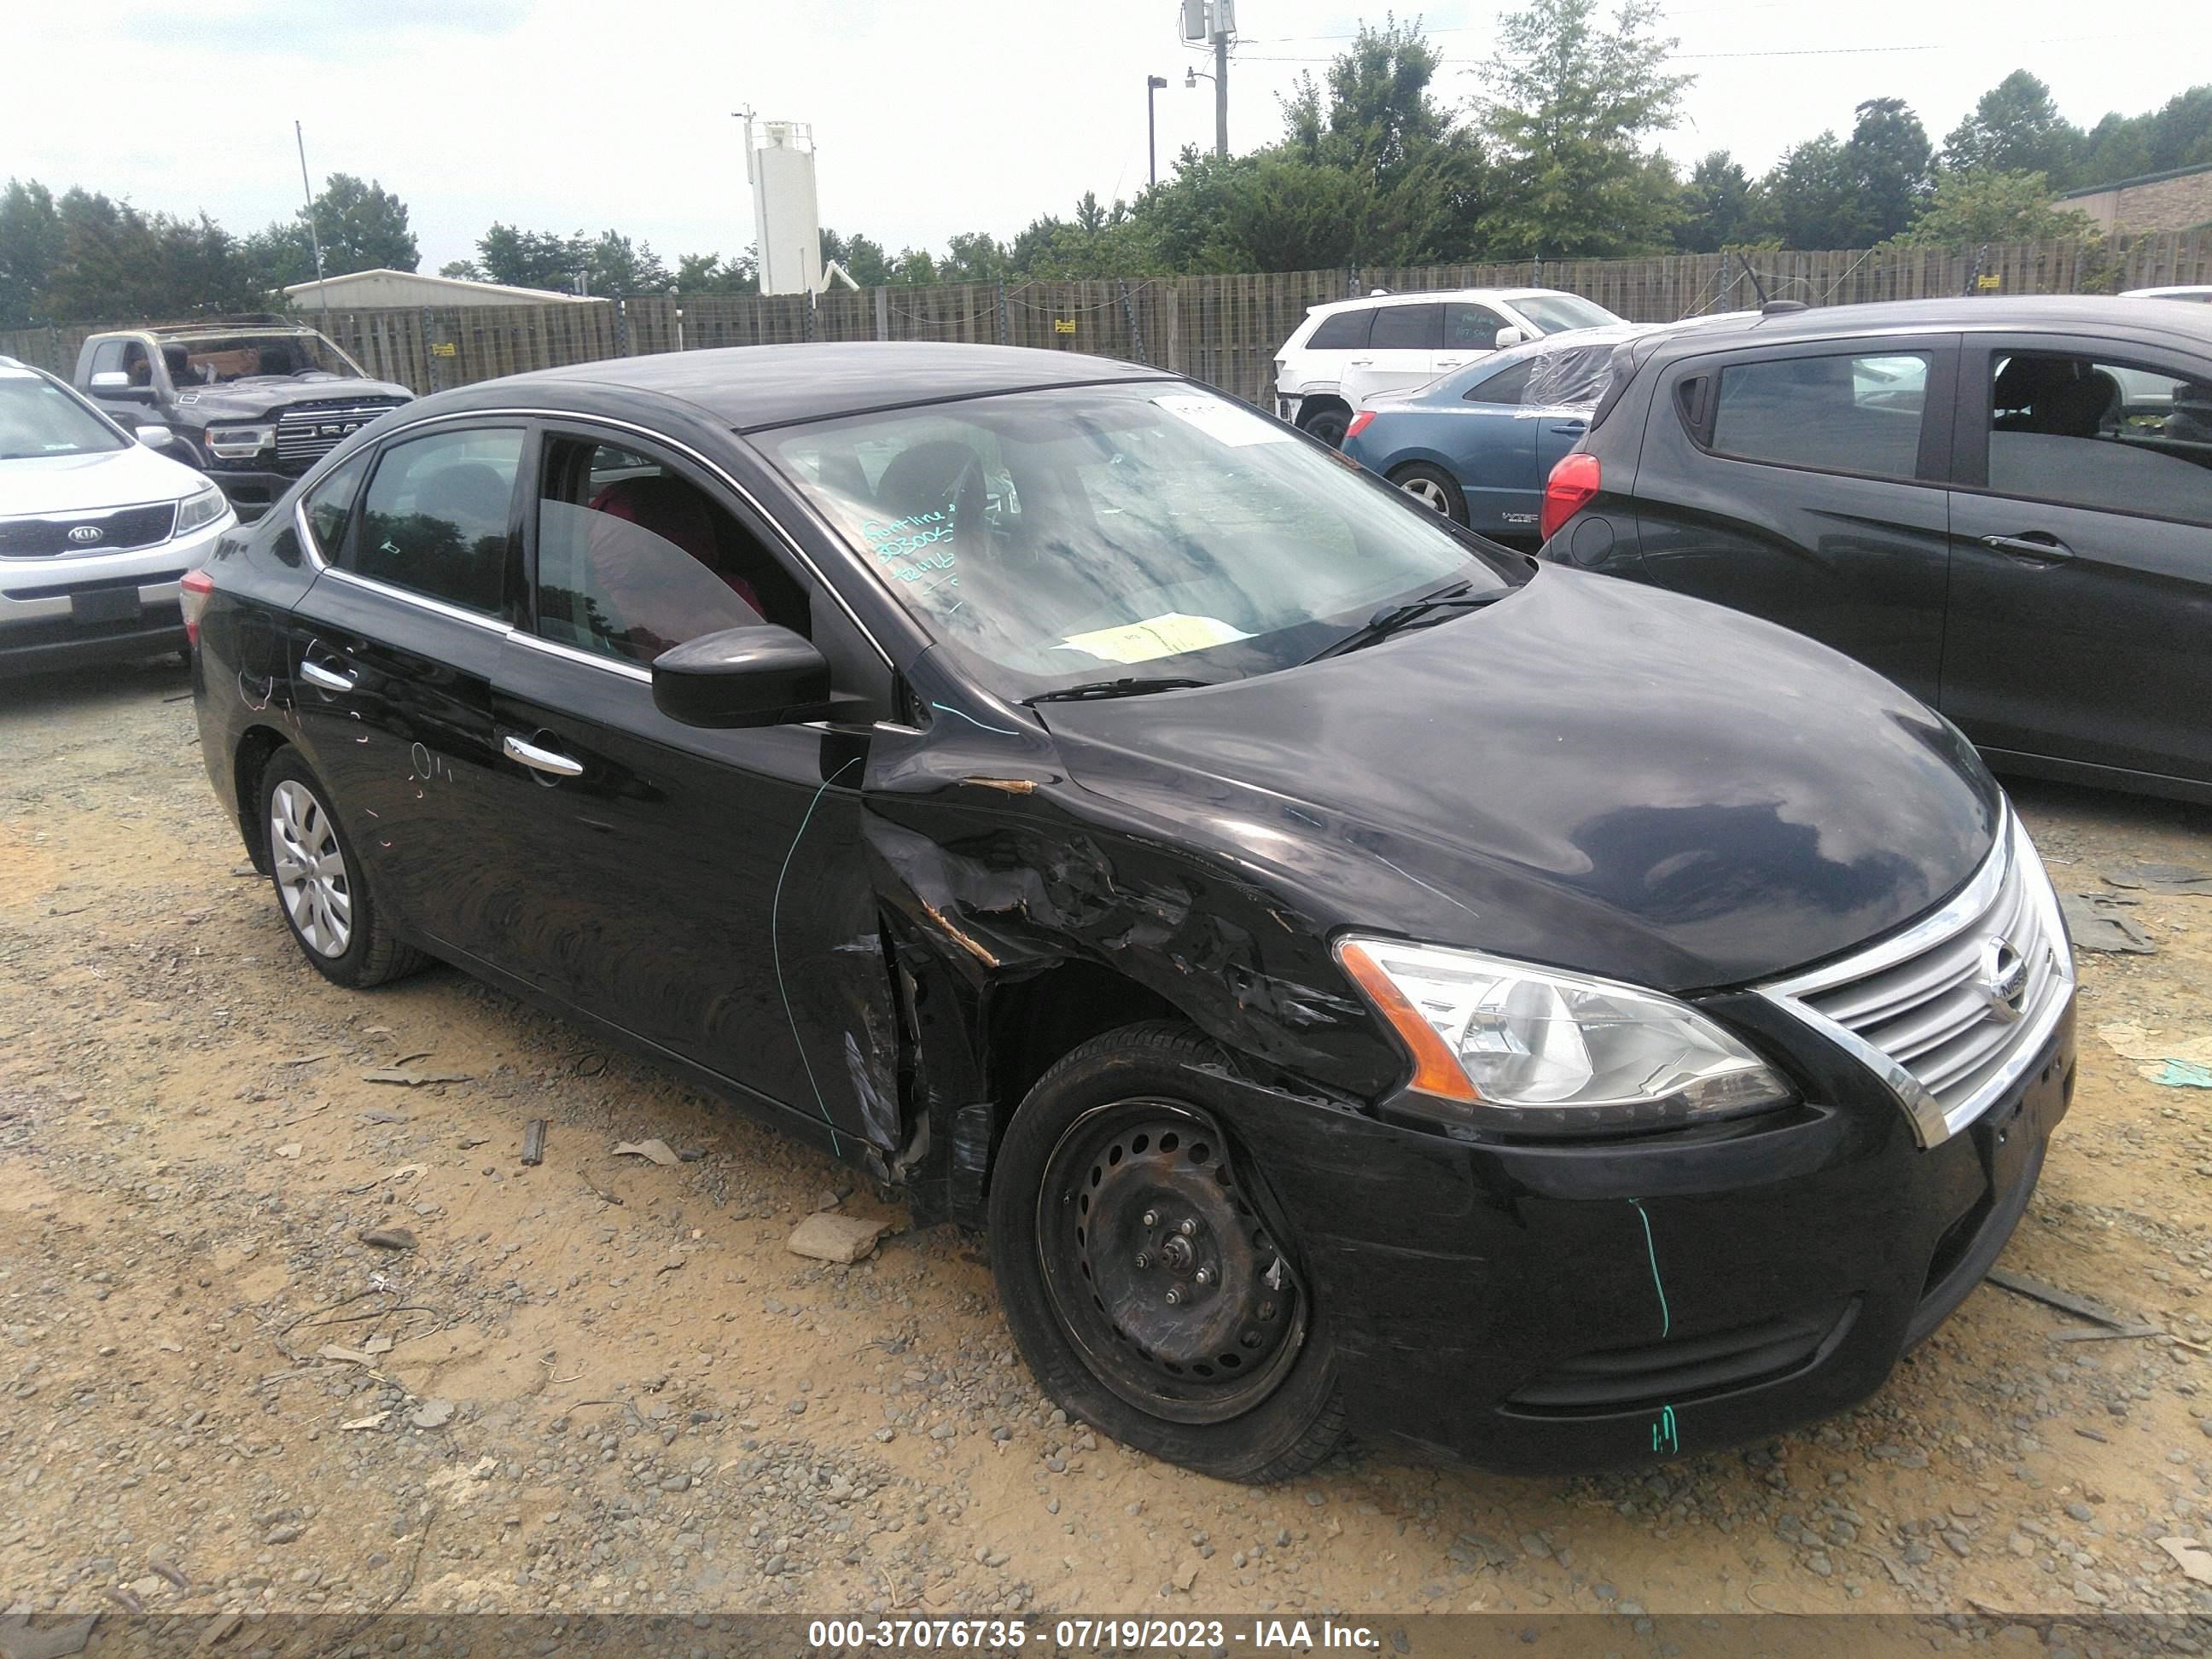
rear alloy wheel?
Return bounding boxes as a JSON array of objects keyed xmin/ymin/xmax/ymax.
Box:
[
  {"xmin": 259, "ymin": 748, "xmax": 426, "ymax": 989},
  {"xmin": 988, "ymin": 1022, "xmax": 1344, "ymax": 1481},
  {"xmin": 1392, "ymin": 462, "xmax": 1469, "ymax": 525},
  {"xmin": 1300, "ymin": 405, "xmax": 1350, "ymax": 449}
]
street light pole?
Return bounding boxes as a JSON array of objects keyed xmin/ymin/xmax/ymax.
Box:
[{"xmin": 1146, "ymin": 75, "xmax": 1167, "ymax": 185}]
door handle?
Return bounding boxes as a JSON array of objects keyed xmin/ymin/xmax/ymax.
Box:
[
  {"xmin": 1347, "ymin": 358, "xmax": 1373, "ymax": 366},
  {"xmin": 299, "ymin": 659, "xmax": 355, "ymax": 692},
  {"xmin": 502, "ymin": 733, "xmax": 584, "ymax": 778},
  {"xmin": 1979, "ymin": 533, "xmax": 2074, "ymax": 563},
  {"xmin": 1551, "ymin": 422, "xmax": 1588, "ymax": 435}
]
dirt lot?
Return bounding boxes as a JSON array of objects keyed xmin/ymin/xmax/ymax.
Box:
[{"xmin": 6, "ymin": 658, "xmax": 2212, "ymax": 1633}]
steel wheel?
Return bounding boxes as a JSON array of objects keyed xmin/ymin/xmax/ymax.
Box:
[
  {"xmin": 1401, "ymin": 475, "xmax": 1452, "ymax": 514},
  {"xmin": 1036, "ymin": 1099, "xmax": 1306, "ymax": 1425},
  {"xmin": 269, "ymin": 777, "xmax": 352, "ymax": 958}
]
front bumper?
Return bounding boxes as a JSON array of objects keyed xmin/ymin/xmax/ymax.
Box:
[
  {"xmin": 0, "ymin": 516, "xmax": 227, "ymax": 676},
  {"xmin": 1208, "ymin": 997, "xmax": 2075, "ymax": 1475}
]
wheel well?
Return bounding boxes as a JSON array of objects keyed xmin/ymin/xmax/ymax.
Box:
[
  {"xmin": 232, "ymin": 725, "xmax": 289, "ymax": 873},
  {"xmin": 1295, "ymin": 395, "xmax": 1349, "ymax": 426},
  {"xmin": 985, "ymin": 960, "xmax": 1183, "ymax": 1118}
]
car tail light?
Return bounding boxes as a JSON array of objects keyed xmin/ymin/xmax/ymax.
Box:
[
  {"xmin": 1540, "ymin": 451, "xmax": 1602, "ymax": 543},
  {"xmin": 1344, "ymin": 410, "xmax": 1377, "ymax": 442},
  {"xmin": 180, "ymin": 568, "xmax": 215, "ymax": 646}
]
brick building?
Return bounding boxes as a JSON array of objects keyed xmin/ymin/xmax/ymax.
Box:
[{"xmin": 2060, "ymin": 161, "xmax": 2212, "ymax": 236}]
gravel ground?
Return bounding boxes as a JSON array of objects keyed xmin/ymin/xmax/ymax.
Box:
[{"xmin": 7, "ymin": 658, "xmax": 2212, "ymax": 1633}]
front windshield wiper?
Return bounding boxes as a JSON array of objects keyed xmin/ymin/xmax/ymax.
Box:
[
  {"xmin": 1301, "ymin": 579, "xmax": 1504, "ymax": 664},
  {"xmin": 1025, "ymin": 676, "xmax": 1218, "ymax": 706}
]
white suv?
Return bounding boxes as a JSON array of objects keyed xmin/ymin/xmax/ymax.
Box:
[
  {"xmin": 1, "ymin": 359, "xmax": 236, "ymax": 676},
  {"xmin": 1272, "ymin": 288, "xmax": 1626, "ymax": 445}
]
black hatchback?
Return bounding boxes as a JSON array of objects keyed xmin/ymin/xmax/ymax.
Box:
[
  {"xmin": 1540, "ymin": 295, "xmax": 2212, "ymax": 804},
  {"xmin": 191, "ymin": 343, "xmax": 2075, "ymax": 1481}
]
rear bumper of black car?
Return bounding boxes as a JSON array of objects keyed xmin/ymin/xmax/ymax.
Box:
[{"xmin": 1208, "ymin": 1001, "xmax": 2075, "ymax": 1475}]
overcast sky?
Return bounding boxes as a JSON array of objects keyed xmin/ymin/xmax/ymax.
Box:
[{"xmin": 5, "ymin": 1, "xmax": 2206, "ymax": 276}]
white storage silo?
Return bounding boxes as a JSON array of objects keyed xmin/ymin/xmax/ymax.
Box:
[{"xmin": 750, "ymin": 120, "xmax": 824, "ymax": 296}]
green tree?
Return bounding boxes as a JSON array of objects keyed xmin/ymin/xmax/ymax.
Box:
[
  {"xmin": 1282, "ymin": 15, "xmax": 1457, "ymax": 181},
  {"xmin": 0, "ymin": 179, "xmax": 62, "ymax": 329},
  {"xmin": 673, "ymin": 250, "xmax": 759, "ymax": 294},
  {"xmin": 1846, "ymin": 98, "xmax": 1934, "ymax": 243},
  {"xmin": 1894, "ymin": 170, "xmax": 2095, "ymax": 244},
  {"xmin": 1478, "ymin": 0, "xmax": 1691, "ymax": 257},
  {"xmin": 1943, "ymin": 71, "xmax": 2081, "ymax": 183},
  {"xmin": 474, "ymin": 223, "xmax": 588, "ymax": 289},
  {"xmin": 1673, "ymin": 151, "xmax": 1764, "ymax": 252},
  {"xmin": 940, "ymin": 230, "xmax": 1012, "ymax": 282},
  {"xmin": 1761, "ymin": 132, "xmax": 1861, "ymax": 247},
  {"xmin": 819, "ymin": 230, "xmax": 891, "ymax": 288},
  {"xmin": 583, "ymin": 230, "xmax": 671, "ymax": 294}
]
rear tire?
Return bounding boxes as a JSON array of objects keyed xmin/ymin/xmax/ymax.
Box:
[
  {"xmin": 1391, "ymin": 463, "xmax": 1469, "ymax": 525},
  {"xmin": 987, "ymin": 1021, "xmax": 1346, "ymax": 1482},
  {"xmin": 259, "ymin": 748, "xmax": 427, "ymax": 989},
  {"xmin": 1299, "ymin": 405, "xmax": 1350, "ymax": 449}
]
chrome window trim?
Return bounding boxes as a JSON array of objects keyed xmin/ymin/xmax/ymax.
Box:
[
  {"xmin": 294, "ymin": 405, "xmax": 894, "ymax": 672},
  {"xmin": 1756, "ymin": 800, "xmax": 2076, "ymax": 1149},
  {"xmin": 504, "ymin": 626, "xmax": 653, "ymax": 684},
  {"xmin": 316, "ymin": 564, "xmax": 510, "ymax": 634}
]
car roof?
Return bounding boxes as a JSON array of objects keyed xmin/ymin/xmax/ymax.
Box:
[
  {"xmin": 1306, "ymin": 287, "xmax": 1566, "ymax": 317},
  {"xmin": 429, "ymin": 341, "xmax": 1175, "ymax": 431},
  {"xmin": 1638, "ymin": 295, "xmax": 2212, "ymax": 362}
]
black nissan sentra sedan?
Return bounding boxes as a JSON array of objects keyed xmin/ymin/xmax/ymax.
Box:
[{"xmin": 189, "ymin": 343, "xmax": 2076, "ymax": 1481}]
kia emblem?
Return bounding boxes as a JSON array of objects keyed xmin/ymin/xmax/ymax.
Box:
[{"xmin": 67, "ymin": 524, "xmax": 105, "ymax": 545}]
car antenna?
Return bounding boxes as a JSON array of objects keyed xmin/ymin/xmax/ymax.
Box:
[{"xmin": 1736, "ymin": 252, "xmax": 1771, "ymax": 308}]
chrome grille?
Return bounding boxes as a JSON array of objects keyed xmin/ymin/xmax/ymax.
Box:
[
  {"xmin": 273, "ymin": 399, "xmax": 407, "ymax": 467},
  {"xmin": 1759, "ymin": 802, "xmax": 2075, "ymax": 1146},
  {"xmin": 0, "ymin": 500, "xmax": 178, "ymax": 557}
]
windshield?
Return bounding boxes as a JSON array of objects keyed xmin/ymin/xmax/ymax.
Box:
[
  {"xmin": 0, "ymin": 372, "xmax": 126, "ymax": 460},
  {"xmin": 1511, "ymin": 294, "xmax": 1622, "ymax": 335},
  {"xmin": 760, "ymin": 381, "xmax": 1523, "ymax": 701},
  {"xmin": 163, "ymin": 333, "xmax": 363, "ymax": 386}
]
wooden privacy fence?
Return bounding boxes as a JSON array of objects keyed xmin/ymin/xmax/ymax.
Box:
[{"xmin": 8, "ymin": 229, "xmax": 2209, "ymax": 406}]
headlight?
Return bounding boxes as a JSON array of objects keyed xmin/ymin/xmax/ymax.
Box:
[
  {"xmin": 204, "ymin": 425, "xmax": 275, "ymax": 458},
  {"xmin": 174, "ymin": 486, "xmax": 230, "ymax": 535},
  {"xmin": 1336, "ymin": 935, "xmax": 1796, "ymax": 1135}
]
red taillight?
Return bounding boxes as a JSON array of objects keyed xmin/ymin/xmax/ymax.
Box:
[
  {"xmin": 1343, "ymin": 410, "xmax": 1377, "ymax": 443},
  {"xmin": 1540, "ymin": 451, "xmax": 1602, "ymax": 543},
  {"xmin": 180, "ymin": 568, "xmax": 215, "ymax": 646}
]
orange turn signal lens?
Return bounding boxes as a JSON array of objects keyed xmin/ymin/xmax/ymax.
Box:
[{"xmin": 1334, "ymin": 937, "xmax": 1481, "ymax": 1105}]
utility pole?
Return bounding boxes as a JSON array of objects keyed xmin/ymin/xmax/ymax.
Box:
[
  {"xmin": 1180, "ymin": 0, "xmax": 1233, "ymax": 160},
  {"xmin": 293, "ymin": 120, "xmax": 330, "ymax": 320},
  {"xmin": 1213, "ymin": 16, "xmax": 1229, "ymax": 159},
  {"xmin": 1146, "ymin": 74, "xmax": 1167, "ymax": 185}
]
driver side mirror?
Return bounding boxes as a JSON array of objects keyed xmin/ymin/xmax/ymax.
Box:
[
  {"xmin": 134, "ymin": 424, "xmax": 176, "ymax": 449},
  {"xmin": 89, "ymin": 370, "xmax": 155, "ymax": 403},
  {"xmin": 652, "ymin": 625, "xmax": 831, "ymax": 729},
  {"xmin": 1493, "ymin": 327, "xmax": 1527, "ymax": 350}
]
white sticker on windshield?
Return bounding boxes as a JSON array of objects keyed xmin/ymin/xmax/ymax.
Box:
[
  {"xmin": 1062, "ymin": 613, "xmax": 1254, "ymax": 665},
  {"xmin": 1151, "ymin": 393, "xmax": 1290, "ymax": 447}
]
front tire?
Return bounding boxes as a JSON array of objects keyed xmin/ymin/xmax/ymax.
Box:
[
  {"xmin": 259, "ymin": 748, "xmax": 426, "ymax": 988},
  {"xmin": 1391, "ymin": 462, "xmax": 1469, "ymax": 525},
  {"xmin": 987, "ymin": 1022, "xmax": 1345, "ymax": 1482}
]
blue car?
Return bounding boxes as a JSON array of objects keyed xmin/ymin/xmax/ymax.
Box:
[{"xmin": 1341, "ymin": 325, "xmax": 1651, "ymax": 541}]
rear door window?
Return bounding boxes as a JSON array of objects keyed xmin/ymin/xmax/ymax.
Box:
[
  {"xmin": 1708, "ymin": 351, "xmax": 1931, "ymax": 480},
  {"xmin": 1371, "ymin": 305, "xmax": 1442, "ymax": 352},
  {"xmin": 352, "ymin": 427, "xmax": 524, "ymax": 614},
  {"xmin": 1307, "ymin": 310, "xmax": 1373, "ymax": 350},
  {"xmin": 300, "ymin": 451, "xmax": 371, "ymax": 562},
  {"xmin": 1979, "ymin": 351, "xmax": 2212, "ymax": 526},
  {"xmin": 1463, "ymin": 360, "xmax": 1531, "ymax": 405}
]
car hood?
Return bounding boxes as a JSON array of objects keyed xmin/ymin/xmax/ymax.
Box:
[
  {"xmin": 172, "ymin": 378, "xmax": 413, "ymax": 421},
  {"xmin": 1038, "ymin": 567, "xmax": 2000, "ymax": 992},
  {"xmin": 0, "ymin": 441, "xmax": 209, "ymax": 515}
]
